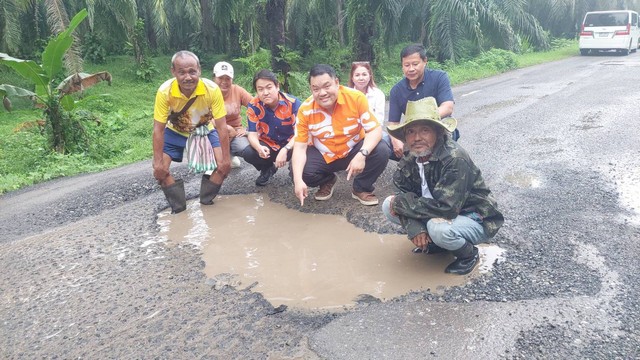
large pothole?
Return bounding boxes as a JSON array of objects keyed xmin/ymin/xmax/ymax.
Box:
[{"xmin": 157, "ymin": 194, "xmax": 505, "ymax": 310}]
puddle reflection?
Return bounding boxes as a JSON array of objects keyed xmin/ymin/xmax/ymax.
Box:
[{"xmin": 158, "ymin": 194, "xmax": 505, "ymax": 310}]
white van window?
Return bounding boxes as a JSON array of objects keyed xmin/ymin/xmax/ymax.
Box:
[
  {"xmin": 633, "ymin": 13, "xmax": 638, "ymax": 26},
  {"xmin": 584, "ymin": 12, "xmax": 629, "ymax": 27}
]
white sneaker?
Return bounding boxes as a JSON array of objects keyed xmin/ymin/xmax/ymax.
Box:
[{"xmin": 231, "ymin": 156, "xmax": 242, "ymax": 168}]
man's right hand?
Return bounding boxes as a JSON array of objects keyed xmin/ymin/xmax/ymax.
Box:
[
  {"xmin": 258, "ymin": 145, "xmax": 270, "ymax": 159},
  {"xmin": 294, "ymin": 181, "xmax": 308, "ymax": 206},
  {"xmin": 152, "ymin": 161, "xmax": 169, "ymax": 183},
  {"xmin": 391, "ymin": 136, "xmax": 404, "ymax": 158},
  {"xmin": 411, "ymin": 232, "xmax": 432, "ymax": 251}
]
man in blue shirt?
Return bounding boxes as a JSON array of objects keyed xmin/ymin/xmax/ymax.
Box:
[
  {"xmin": 388, "ymin": 44, "xmax": 457, "ymax": 159},
  {"xmin": 242, "ymin": 70, "xmax": 301, "ymax": 186}
]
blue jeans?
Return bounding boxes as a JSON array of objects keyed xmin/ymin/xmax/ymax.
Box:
[
  {"xmin": 382, "ymin": 195, "xmax": 488, "ymax": 250},
  {"xmin": 230, "ymin": 135, "xmax": 250, "ymax": 156}
]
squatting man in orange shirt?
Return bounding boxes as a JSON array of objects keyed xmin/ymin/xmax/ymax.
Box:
[
  {"xmin": 152, "ymin": 51, "xmax": 231, "ymax": 213},
  {"xmin": 291, "ymin": 64, "xmax": 390, "ymax": 206}
]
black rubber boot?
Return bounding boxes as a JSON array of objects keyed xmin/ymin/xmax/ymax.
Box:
[
  {"xmin": 200, "ymin": 175, "xmax": 221, "ymax": 205},
  {"xmin": 161, "ymin": 179, "xmax": 187, "ymax": 214},
  {"xmin": 444, "ymin": 241, "xmax": 479, "ymax": 275}
]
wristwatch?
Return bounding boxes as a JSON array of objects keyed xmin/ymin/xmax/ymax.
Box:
[
  {"xmin": 284, "ymin": 144, "xmax": 293, "ymax": 151},
  {"xmin": 359, "ymin": 149, "xmax": 369, "ymax": 157}
]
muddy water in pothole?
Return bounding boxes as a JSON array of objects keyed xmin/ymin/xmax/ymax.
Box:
[{"xmin": 158, "ymin": 194, "xmax": 504, "ymax": 310}]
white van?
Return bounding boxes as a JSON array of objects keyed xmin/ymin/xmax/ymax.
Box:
[{"xmin": 579, "ymin": 10, "xmax": 640, "ymax": 55}]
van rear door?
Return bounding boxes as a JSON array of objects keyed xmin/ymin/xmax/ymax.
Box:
[
  {"xmin": 585, "ymin": 12, "xmax": 628, "ymax": 37},
  {"xmin": 580, "ymin": 11, "xmax": 634, "ymax": 54}
]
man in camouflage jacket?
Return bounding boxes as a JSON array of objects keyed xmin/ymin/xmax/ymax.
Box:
[{"xmin": 383, "ymin": 97, "xmax": 504, "ymax": 275}]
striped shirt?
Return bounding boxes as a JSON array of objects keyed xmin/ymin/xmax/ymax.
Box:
[{"xmin": 294, "ymin": 85, "xmax": 379, "ymax": 163}]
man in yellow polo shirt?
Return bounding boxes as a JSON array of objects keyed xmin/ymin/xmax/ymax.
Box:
[
  {"xmin": 152, "ymin": 50, "xmax": 231, "ymax": 213},
  {"xmin": 291, "ymin": 64, "xmax": 390, "ymax": 206}
]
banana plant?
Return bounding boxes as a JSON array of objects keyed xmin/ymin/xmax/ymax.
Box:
[{"xmin": 0, "ymin": 9, "xmax": 111, "ymax": 154}]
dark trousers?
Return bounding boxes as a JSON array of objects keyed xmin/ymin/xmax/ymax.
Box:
[
  {"xmin": 242, "ymin": 141, "xmax": 291, "ymax": 171},
  {"xmin": 300, "ymin": 141, "xmax": 390, "ymax": 193}
]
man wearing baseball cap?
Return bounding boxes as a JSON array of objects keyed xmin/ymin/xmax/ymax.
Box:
[
  {"xmin": 213, "ymin": 61, "xmax": 253, "ymax": 167},
  {"xmin": 382, "ymin": 97, "xmax": 504, "ymax": 275}
]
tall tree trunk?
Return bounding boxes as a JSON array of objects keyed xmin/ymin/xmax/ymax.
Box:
[
  {"xmin": 229, "ymin": 20, "xmax": 241, "ymax": 56},
  {"xmin": 200, "ymin": 0, "xmax": 214, "ymax": 52},
  {"xmin": 17, "ymin": 2, "xmax": 42, "ymax": 56},
  {"xmin": 250, "ymin": 21, "xmax": 256, "ymax": 55},
  {"xmin": 137, "ymin": 2, "xmax": 157, "ymax": 51},
  {"xmin": 266, "ymin": 0, "xmax": 289, "ymax": 89},
  {"xmin": 337, "ymin": 0, "xmax": 345, "ymax": 46},
  {"xmin": 351, "ymin": 2, "xmax": 375, "ymax": 63}
]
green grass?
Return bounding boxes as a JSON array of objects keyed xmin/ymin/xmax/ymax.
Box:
[
  {"xmin": 516, "ymin": 42, "xmax": 579, "ymax": 68},
  {"xmin": 0, "ymin": 56, "xmax": 171, "ymax": 193},
  {"xmin": 445, "ymin": 42, "xmax": 579, "ymax": 86},
  {"xmin": 0, "ymin": 41, "xmax": 578, "ymax": 194}
]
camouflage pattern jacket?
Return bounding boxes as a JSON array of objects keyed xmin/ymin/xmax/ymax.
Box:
[{"xmin": 392, "ymin": 136, "xmax": 504, "ymax": 240}]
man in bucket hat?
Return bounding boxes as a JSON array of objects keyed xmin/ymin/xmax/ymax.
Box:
[{"xmin": 382, "ymin": 97, "xmax": 504, "ymax": 275}]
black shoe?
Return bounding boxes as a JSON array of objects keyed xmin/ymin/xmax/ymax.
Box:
[
  {"xmin": 412, "ymin": 243, "xmax": 447, "ymax": 254},
  {"xmin": 255, "ymin": 165, "xmax": 277, "ymax": 186},
  {"xmin": 444, "ymin": 242, "xmax": 479, "ymax": 275}
]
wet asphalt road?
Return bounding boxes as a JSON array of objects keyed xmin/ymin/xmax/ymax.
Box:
[{"xmin": 1, "ymin": 52, "xmax": 640, "ymax": 359}]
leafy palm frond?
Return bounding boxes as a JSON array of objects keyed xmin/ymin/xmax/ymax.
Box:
[
  {"xmin": 103, "ymin": 0, "xmax": 137, "ymax": 32},
  {"xmin": 429, "ymin": 0, "xmax": 484, "ymax": 61},
  {"xmin": 43, "ymin": 0, "xmax": 84, "ymax": 73},
  {"xmin": 493, "ymin": 0, "xmax": 548, "ymax": 49},
  {"xmin": 149, "ymin": 0, "xmax": 170, "ymax": 44},
  {"xmin": 183, "ymin": 0, "xmax": 202, "ymax": 32},
  {"xmin": 0, "ymin": 0, "xmax": 23, "ymax": 53},
  {"xmin": 44, "ymin": 0, "xmax": 69, "ymax": 34}
]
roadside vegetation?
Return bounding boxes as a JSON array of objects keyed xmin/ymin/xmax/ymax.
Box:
[{"xmin": 0, "ymin": 40, "xmax": 578, "ymax": 194}]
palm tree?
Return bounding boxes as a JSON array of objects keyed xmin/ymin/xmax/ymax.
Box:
[
  {"xmin": 526, "ymin": 0, "xmax": 612, "ymax": 38},
  {"xmin": 209, "ymin": 0, "xmax": 260, "ymax": 56},
  {"xmin": 0, "ymin": 0, "xmax": 25, "ymax": 54},
  {"xmin": 346, "ymin": 0, "xmax": 407, "ymax": 64},
  {"xmin": 288, "ymin": 0, "xmax": 344, "ymax": 54},
  {"xmin": 424, "ymin": 0, "xmax": 548, "ymax": 62},
  {"xmin": 3, "ymin": 0, "xmax": 140, "ymax": 65},
  {"xmin": 40, "ymin": 0, "xmax": 84, "ymax": 72},
  {"xmin": 163, "ymin": 0, "xmax": 201, "ymax": 50},
  {"xmin": 266, "ymin": 0, "xmax": 288, "ymax": 73},
  {"xmin": 134, "ymin": 0, "xmax": 170, "ymax": 51}
]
